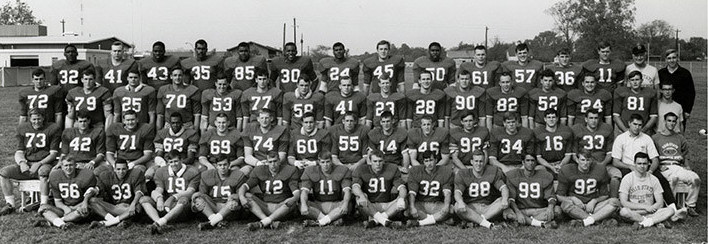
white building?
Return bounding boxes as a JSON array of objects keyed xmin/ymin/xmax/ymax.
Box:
[{"xmin": 0, "ymin": 35, "xmax": 131, "ymax": 67}]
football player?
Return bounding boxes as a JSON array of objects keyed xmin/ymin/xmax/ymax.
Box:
[
  {"xmin": 60, "ymin": 111, "xmax": 106, "ymax": 174},
  {"xmin": 365, "ymin": 73, "xmax": 407, "ymax": 129},
  {"xmin": 453, "ymin": 149, "xmax": 508, "ymax": 229},
  {"xmin": 192, "ymin": 155, "xmax": 248, "ymax": 230},
  {"xmin": 300, "ymin": 151, "xmax": 352, "ymax": 227},
  {"xmin": 241, "ymin": 70, "xmax": 283, "ymax": 128},
  {"xmin": 200, "ymin": 75, "xmax": 243, "ymax": 132},
  {"xmin": 367, "ymin": 111, "xmax": 410, "ymax": 171},
  {"xmin": 18, "ymin": 69, "xmax": 63, "ymax": 125},
  {"xmin": 406, "ymin": 71, "xmax": 446, "ymax": 128},
  {"xmin": 35, "ymin": 157, "xmax": 97, "ymax": 229},
  {"xmin": 580, "ymin": 41, "xmax": 626, "ymax": 92},
  {"xmin": 501, "ymin": 43, "xmax": 544, "ymax": 91},
  {"xmin": 571, "ymin": 108, "xmax": 619, "ymax": 197},
  {"xmin": 407, "ymin": 116, "xmax": 449, "ymax": 167},
  {"xmin": 140, "ymin": 150, "xmax": 201, "ymax": 235},
  {"xmin": 485, "ymin": 72, "xmax": 528, "ymax": 129},
  {"xmin": 113, "ymin": 68, "xmax": 156, "ymax": 125},
  {"xmin": 329, "ymin": 111, "xmax": 370, "ymax": 169},
  {"xmin": 49, "ymin": 44, "xmax": 95, "ymax": 101},
  {"xmin": 352, "ymin": 150, "xmax": 406, "ymax": 228},
  {"xmin": 65, "ymin": 69, "xmax": 112, "ymax": 128},
  {"xmin": 625, "ymin": 44, "xmax": 659, "ymax": 89},
  {"xmin": 449, "ymin": 112, "xmax": 490, "ymax": 170},
  {"xmin": 405, "ymin": 151, "xmax": 454, "ymax": 227},
  {"xmin": 324, "ymin": 76, "xmax": 367, "ymax": 127},
  {"xmin": 534, "ymin": 109, "xmax": 573, "ymax": 175},
  {"xmin": 239, "ymin": 151, "xmax": 301, "ymax": 231},
  {"xmin": 98, "ymin": 41, "xmax": 136, "ymax": 94},
  {"xmin": 457, "ymin": 45, "xmax": 501, "ymax": 90},
  {"xmin": 656, "ymin": 83, "xmax": 683, "ymax": 133},
  {"xmin": 528, "ymin": 69, "xmax": 567, "ymax": 128},
  {"xmin": 547, "ymin": 48, "xmax": 582, "ymax": 92},
  {"xmin": 181, "ymin": 39, "xmax": 223, "ymax": 92},
  {"xmin": 412, "ymin": 42, "xmax": 456, "ymax": 90},
  {"xmin": 288, "ymin": 112, "xmax": 330, "ymax": 169},
  {"xmin": 243, "ymin": 109, "xmax": 289, "ymax": 167},
  {"xmin": 502, "ymin": 154, "xmax": 560, "ymax": 228},
  {"xmin": 613, "ymin": 71, "xmax": 658, "ymax": 135},
  {"xmin": 154, "ymin": 113, "xmax": 199, "ymax": 169},
  {"xmin": 198, "ymin": 114, "xmax": 247, "ymax": 173},
  {"xmin": 567, "ymin": 74, "xmax": 613, "ymax": 125},
  {"xmin": 282, "ymin": 77, "xmax": 325, "ymax": 130},
  {"xmin": 138, "ymin": 41, "xmax": 181, "ymax": 89},
  {"xmin": 558, "ymin": 150, "xmax": 619, "ymax": 227},
  {"xmin": 105, "ymin": 110, "xmax": 155, "ymax": 176},
  {"xmin": 488, "ymin": 112, "xmax": 535, "ymax": 173},
  {"xmin": 156, "ymin": 67, "xmax": 201, "ymax": 131},
  {"xmin": 269, "ymin": 42, "xmax": 318, "ymax": 93},
  {"xmin": 362, "ymin": 40, "xmax": 406, "ymax": 95},
  {"xmin": 88, "ymin": 159, "xmax": 146, "ymax": 228},
  {"xmin": 223, "ymin": 42, "xmax": 268, "ymax": 91},
  {"xmin": 618, "ymin": 152, "xmax": 675, "ymax": 229},
  {"xmin": 0, "ymin": 109, "xmax": 59, "ymax": 214},
  {"xmin": 319, "ymin": 42, "xmax": 360, "ymax": 93},
  {"xmin": 445, "ymin": 70, "xmax": 487, "ymax": 129}
]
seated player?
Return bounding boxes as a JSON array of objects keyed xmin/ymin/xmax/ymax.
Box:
[
  {"xmin": 485, "ymin": 72, "xmax": 528, "ymax": 129},
  {"xmin": 105, "ymin": 110, "xmax": 155, "ymax": 177},
  {"xmin": 192, "ymin": 155, "xmax": 248, "ymax": 231},
  {"xmin": 241, "ymin": 70, "xmax": 283, "ymax": 128},
  {"xmin": 365, "ymin": 73, "xmax": 407, "ymax": 129},
  {"xmin": 140, "ymin": 150, "xmax": 201, "ymax": 235},
  {"xmin": 200, "ymin": 75, "xmax": 243, "ymax": 132},
  {"xmin": 449, "ymin": 112, "xmax": 490, "ymax": 171},
  {"xmin": 318, "ymin": 42, "xmax": 360, "ymax": 93},
  {"xmin": 533, "ymin": 109, "xmax": 573, "ymax": 175},
  {"xmin": 238, "ymin": 151, "xmax": 301, "ymax": 231},
  {"xmin": 453, "ymin": 150, "xmax": 508, "ymax": 229},
  {"xmin": 0, "ymin": 109, "xmax": 60, "ymax": 214},
  {"xmin": 488, "ymin": 112, "xmax": 535, "ymax": 173},
  {"xmin": 60, "ymin": 111, "xmax": 107, "ymax": 175},
  {"xmin": 405, "ymin": 151, "xmax": 454, "ymax": 227},
  {"xmin": 113, "ymin": 67, "xmax": 156, "ymax": 125},
  {"xmin": 154, "ymin": 113, "xmax": 199, "ymax": 171},
  {"xmin": 502, "ymin": 154, "xmax": 560, "ymax": 229},
  {"xmin": 156, "ymin": 67, "xmax": 201, "ymax": 131},
  {"xmin": 329, "ymin": 111, "xmax": 370, "ymax": 170},
  {"xmin": 619, "ymin": 152, "xmax": 675, "ymax": 229},
  {"xmin": 288, "ymin": 112, "xmax": 330, "ymax": 169},
  {"xmin": 407, "ymin": 116, "xmax": 450, "ymax": 168},
  {"xmin": 367, "ymin": 111, "xmax": 410, "ymax": 171},
  {"xmin": 18, "ymin": 68, "xmax": 63, "ymax": 126},
  {"xmin": 352, "ymin": 150, "xmax": 407, "ymax": 229},
  {"xmin": 35, "ymin": 157, "xmax": 97, "ymax": 229},
  {"xmin": 282, "ymin": 77, "xmax": 325, "ymax": 130},
  {"xmin": 199, "ymin": 113, "xmax": 247, "ymax": 173},
  {"xmin": 65, "ymin": 69, "xmax": 113, "ymax": 128},
  {"xmin": 300, "ymin": 151, "xmax": 352, "ymax": 227},
  {"xmin": 88, "ymin": 159, "xmax": 146, "ymax": 228},
  {"xmin": 444, "ymin": 70, "xmax": 487, "ymax": 129},
  {"xmin": 405, "ymin": 71, "xmax": 446, "ymax": 128},
  {"xmin": 324, "ymin": 76, "xmax": 367, "ymax": 127},
  {"xmin": 571, "ymin": 109, "xmax": 621, "ymax": 197},
  {"xmin": 612, "ymin": 71, "xmax": 658, "ymax": 135},
  {"xmin": 566, "ymin": 74, "xmax": 613, "ymax": 125},
  {"xmin": 557, "ymin": 150, "xmax": 620, "ymax": 227},
  {"xmin": 243, "ymin": 109, "xmax": 289, "ymax": 167},
  {"xmin": 527, "ymin": 69, "xmax": 567, "ymax": 128}
]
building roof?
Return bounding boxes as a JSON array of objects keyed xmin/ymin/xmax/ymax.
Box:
[
  {"xmin": 226, "ymin": 41, "xmax": 281, "ymax": 52},
  {"xmin": 0, "ymin": 36, "xmax": 132, "ymax": 47}
]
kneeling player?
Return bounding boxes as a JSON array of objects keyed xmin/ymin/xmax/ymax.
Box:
[
  {"xmin": 140, "ymin": 150, "xmax": 201, "ymax": 235},
  {"xmin": 619, "ymin": 152, "xmax": 674, "ymax": 229},
  {"xmin": 35, "ymin": 157, "xmax": 97, "ymax": 229},
  {"xmin": 300, "ymin": 151, "xmax": 352, "ymax": 227},
  {"xmin": 352, "ymin": 150, "xmax": 407, "ymax": 229},
  {"xmin": 89, "ymin": 159, "xmax": 146, "ymax": 228},
  {"xmin": 405, "ymin": 151, "xmax": 454, "ymax": 227},
  {"xmin": 503, "ymin": 154, "xmax": 560, "ymax": 229},
  {"xmin": 454, "ymin": 150, "xmax": 509, "ymax": 229},
  {"xmin": 192, "ymin": 155, "xmax": 248, "ymax": 230}
]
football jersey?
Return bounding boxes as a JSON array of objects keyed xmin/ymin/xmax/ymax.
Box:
[
  {"xmin": 328, "ymin": 124, "xmax": 369, "ymax": 165},
  {"xmin": 242, "ymin": 124, "xmax": 289, "ymax": 161},
  {"xmin": 154, "ymin": 165, "xmax": 201, "ymax": 197},
  {"xmin": 362, "ymin": 55, "xmax": 406, "ymax": 93},
  {"xmin": 528, "ymin": 88, "xmax": 567, "ymax": 124},
  {"xmin": 201, "ymin": 88, "xmax": 242, "ymax": 127},
  {"xmin": 154, "ymin": 127, "xmax": 199, "ymax": 155},
  {"xmin": 156, "ymin": 84, "xmax": 201, "ymax": 123},
  {"xmin": 352, "ymin": 163, "xmax": 403, "ymax": 203},
  {"xmin": 405, "ymin": 89, "xmax": 446, "ymax": 127},
  {"xmin": 198, "ymin": 128, "xmax": 243, "ymax": 162},
  {"xmin": 245, "ymin": 165, "xmax": 301, "ymax": 203},
  {"xmin": 557, "ymin": 163, "xmax": 610, "ymax": 203},
  {"xmin": 240, "ymin": 87, "xmax": 282, "ymax": 122},
  {"xmin": 485, "ymin": 87, "xmax": 528, "ymax": 126},
  {"xmin": 533, "ymin": 125, "xmax": 574, "ymax": 162},
  {"xmin": 651, "ymin": 132, "xmax": 688, "ymax": 165},
  {"xmin": 49, "ymin": 168, "xmax": 96, "ymax": 206},
  {"xmin": 612, "ymin": 87, "xmax": 658, "ymax": 127},
  {"xmin": 580, "ymin": 59, "xmax": 626, "ymax": 92},
  {"xmin": 324, "ymin": 91, "xmax": 367, "ymax": 125},
  {"xmin": 222, "ymin": 55, "xmax": 268, "ymax": 91},
  {"xmin": 98, "ymin": 58, "xmax": 137, "ymax": 94},
  {"xmin": 289, "ymin": 129, "xmax": 330, "ymax": 161},
  {"xmin": 319, "ymin": 57, "xmax": 361, "ymax": 92},
  {"xmin": 66, "ymin": 86, "xmax": 112, "ymax": 125},
  {"xmin": 18, "ymin": 86, "xmax": 63, "ymax": 123},
  {"xmin": 367, "ymin": 127, "xmax": 408, "ymax": 165},
  {"xmin": 49, "ymin": 59, "xmax": 95, "ymax": 95},
  {"xmin": 180, "ymin": 55, "xmax": 224, "ymax": 91},
  {"xmin": 96, "ymin": 168, "xmax": 146, "ymax": 205},
  {"xmin": 407, "ymin": 127, "xmax": 450, "ymax": 162},
  {"xmin": 269, "ymin": 56, "xmax": 317, "ymax": 93},
  {"xmin": 61, "ymin": 127, "xmax": 105, "ymax": 162},
  {"xmin": 449, "ymin": 127, "xmax": 490, "ymax": 166},
  {"xmin": 571, "ymin": 123, "xmax": 614, "ymax": 163},
  {"xmin": 105, "ymin": 123, "xmax": 155, "ymax": 161},
  {"xmin": 366, "ymin": 92, "xmax": 406, "ymax": 126},
  {"xmin": 457, "ymin": 61, "xmax": 502, "ymax": 89},
  {"xmin": 547, "ymin": 64, "xmax": 582, "ymax": 91},
  {"xmin": 454, "ymin": 166, "xmax": 505, "ymax": 204},
  {"xmin": 505, "ymin": 168, "xmax": 555, "ymax": 209},
  {"xmin": 501, "ymin": 60, "xmax": 544, "ymax": 91},
  {"xmin": 137, "ymin": 55, "xmax": 181, "ymax": 89},
  {"xmin": 408, "ymin": 165, "xmax": 454, "ymax": 202},
  {"xmin": 112, "ymin": 85, "xmax": 157, "ymax": 124},
  {"xmin": 199, "ymin": 169, "xmax": 248, "ymax": 203},
  {"xmin": 444, "ymin": 85, "xmax": 487, "ymax": 127},
  {"xmin": 16, "ymin": 122, "xmax": 61, "ymax": 162},
  {"xmin": 282, "ymin": 91, "xmax": 325, "ymax": 130},
  {"xmin": 412, "ymin": 56, "xmax": 457, "ymax": 90},
  {"xmin": 489, "ymin": 127, "xmax": 534, "ymax": 166},
  {"xmin": 301, "ymin": 165, "xmax": 352, "ymax": 202},
  {"xmin": 566, "ymin": 88, "xmax": 613, "ymax": 123}
]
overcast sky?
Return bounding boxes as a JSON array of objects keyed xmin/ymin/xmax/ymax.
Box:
[{"xmin": 12, "ymin": 0, "xmax": 708, "ymax": 54}]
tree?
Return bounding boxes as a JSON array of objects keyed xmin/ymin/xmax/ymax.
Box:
[
  {"xmin": 636, "ymin": 20, "xmax": 674, "ymax": 58},
  {"xmin": 679, "ymin": 37, "xmax": 707, "ymax": 61},
  {"xmin": 526, "ymin": 30, "xmax": 566, "ymax": 62},
  {"xmin": 546, "ymin": 1, "xmax": 577, "ymax": 49},
  {"xmin": 0, "ymin": 0, "xmax": 42, "ymax": 25},
  {"xmin": 309, "ymin": 45, "xmax": 331, "ymax": 62},
  {"xmin": 451, "ymin": 41, "xmax": 476, "ymax": 51}
]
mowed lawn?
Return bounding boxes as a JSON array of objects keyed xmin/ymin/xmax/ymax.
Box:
[{"xmin": 0, "ymin": 67, "xmax": 705, "ymax": 244}]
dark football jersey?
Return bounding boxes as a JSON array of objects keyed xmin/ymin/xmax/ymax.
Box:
[
  {"xmin": 137, "ymin": 55, "xmax": 181, "ymax": 89},
  {"xmin": 98, "ymin": 58, "xmax": 137, "ymax": 94},
  {"xmin": 366, "ymin": 92, "xmax": 406, "ymax": 125},
  {"xmin": 408, "ymin": 165, "xmax": 454, "ymax": 202},
  {"xmin": 489, "ymin": 127, "xmax": 535, "ymax": 166},
  {"xmin": 547, "ymin": 64, "xmax": 582, "ymax": 91},
  {"xmin": 66, "ymin": 86, "xmax": 112, "ymax": 125},
  {"xmin": 61, "ymin": 127, "xmax": 105, "ymax": 162},
  {"xmin": 501, "ymin": 60, "xmax": 544, "ymax": 91},
  {"xmin": 324, "ymin": 91, "xmax": 367, "ymax": 125},
  {"xmin": 222, "ymin": 55, "xmax": 268, "ymax": 91},
  {"xmin": 19, "ymin": 86, "xmax": 62, "ymax": 123},
  {"xmin": 566, "ymin": 88, "xmax": 613, "ymax": 122},
  {"xmin": 571, "ymin": 123, "xmax": 614, "ymax": 163},
  {"xmin": 112, "ymin": 85, "xmax": 157, "ymax": 124},
  {"xmin": 301, "ymin": 165, "xmax": 352, "ymax": 202},
  {"xmin": 505, "ymin": 168, "xmax": 555, "ymax": 209},
  {"xmin": 269, "ymin": 56, "xmax": 317, "ymax": 93},
  {"xmin": 405, "ymin": 89, "xmax": 446, "ymax": 127},
  {"xmin": 528, "ymin": 88, "xmax": 567, "ymax": 123},
  {"xmin": 245, "ymin": 165, "xmax": 301, "ymax": 203},
  {"xmin": 319, "ymin": 57, "xmax": 360, "ymax": 92},
  {"xmin": 407, "ymin": 127, "xmax": 449, "ymax": 162},
  {"xmin": 154, "ymin": 165, "xmax": 201, "ymax": 197},
  {"xmin": 242, "ymin": 124, "xmax": 289, "ymax": 161},
  {"xmin": 485, "ymin": 87, "xmax": 528, "ymax": 126},
  {"xmin": 156, "ymin": 84, "xmax": 201, "ymax": 123},
  {"xmin": 580, "ymin": 59, "xmax": 626, "ymax": 92},
  {"xmin": 198, "ymin": 128, "xmax": 243, "ymax": 162},
  {"xmin": 289, "ymin": 129, "xmax": 330, "ymax": 161},
  {"xmin": 458, "ymin": 61, "xmax": 502, "ymax": 89},
  {"xmin": 105, "ymin": 123, "xmax": 155, "ymax": 161},
  {"xmin": 96, "ymin": 168, "xmax": 146, "ymax": 205},
  {"xmin": 282, "ymin": 91, "xmax": 325, "ymax": 130},
  {"xmin": 362, "ymin": 55, "xmax": 406, "ymax": 93},
  {"xmin": 412, "ymin": 56, "xmax": 457, "ymax": 90},
  {"xmin": 454, "ymin": 166, "xmax": 505, "ymax": 204},
  {"xmin": 201, "ymin": 88, "xmax": 242, "ymax": 127},
  {"xmin": 449, "ymin": 127, "xmax": 490, "ymax": 166},
  {"xmin": 17, "ymin": 122, "xmax": 61, "ymax": 162},
  {"xmin": 533, "ymin": 125, "xmax": 574, "ymax": 162},
  {"xmin": 49, "ymin": 169, "xmax": 96, "ymax": 206},
  {"xmin": 352, "ymin": 163, "xmax": 403, "ymax": 203},
  {"xmin": 49, "ymin": 59, "xmax": 95, "ymax": 94},
  {"xmin": 181, "ymin": 55, "xmax": 223, "ymax": 91},
  {"xmin": 612, "ymin": 87, "xmax": 658, "ymax": 127},
  {"xmin": 651, "ymin": 133, "xmax": 688, "ymax": 165},
  {"xmin": 199, "ymin": 169, "xmax": 248, "ymax": 203},
  {"xmin": 240, "ymin": 87, "xmax": 282, "ymax": 122},
  {"xmin": 328, "ymin": 124, "xmax": 369, "ymax": 164},
  {"xmin": 444, "ymin": 86, "xmax": 487, "ymax": 127},
  {"xmin": 557, "ymin": 163, "xmax": 610, "ymax": 203},
  {"xmin": 367, "ymin": 127, "xmax": 408, "ymax": 165},
  {"xmin": 154, "ymin": 127, "xmax": 199, "ymax": 155}
]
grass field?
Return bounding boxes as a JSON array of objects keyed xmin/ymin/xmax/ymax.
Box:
[{"xmin": 0, "ymin": 66, "xmax": 706, "ymax": 243}]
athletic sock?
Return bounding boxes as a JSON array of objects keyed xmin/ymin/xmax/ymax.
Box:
[
  {"xmin": 209, "ymin": 213, "xmax": 224, "ymax": 226},
  {"xmin": 419, "ymin": 215, "xmax": 436, "ymax": 226},
  {"xmin": 480, "ymin": 220, "xmax": 492, "ymax": 228},
  {"xmin": 318, "ymin": 216, "xmax": 332, "ymax": 226},
  {"xmin": 261, "ymin": 217, "xmax": 272, "ymax": 226},
  {"xmin": 530, "ymin": 218, "xmax": 544, "ymax": 227},
  {"xmin": 640, "ymin": 217, "xmax": 654, "ymax": 227},
  {"xmin": 105, "ymin": 216, "xmax": 120, "ymax": 226},
  {"xmin": 583, "ymin": 216, "xmax": 595, "ymax": 226},
  {"xmin": 40, "ymin": 195, "xmax": 48, "ymax": 204},
  {"xmin": 4, "ymin": 196, "xmax": 14, "ymax": 207},
  {"xmin": 373, "ymin": 212, "xmax": 389, "ymax": 225},
  {"xmin": 157, "ymin": 218, "xmax": 167, "ymax": 226},
  {"xmin": 52, "ymin": 218, "xmax": 66, "ymax": 227},
  {"xmin": 104, "ymin": 213, "xmax": 116, "ymax": 221}
]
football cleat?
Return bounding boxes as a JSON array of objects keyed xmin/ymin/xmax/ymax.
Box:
[
  {"xmin": 656, "ymin": 221, "xmax": 672, "ymax": 229},
  {"xmin": 490, "ymin": 223, "xmax": 502, "ymax": 230},
  {"xmin": 543, "ymin": 221, "xmax": 558, "ymax": 229},
  {"xmin": 303, "ymin": 220, "xmax": 319, "ymax": 227},
  {"xmin": 330, "ymin": 218, "xmax": 344, "ymax": 226},
  {"xmin": 60, "ymin": 222, "xmax": 75, "ymax": 230},
  {"xmin": 269, "ymin": 221, "xmax": 282, "ymax": 229},
  {"xmin": 388, "ymin": 221, "xmax": 405, "ymax": 230},
  {"xmin": 0, "ymin": 205, "xmax": 15, "ymax": 216},
  {"xmin": 117, "ymin": 221, "xmax": 131, "ymax": 229},
  {"xmin": 363, "ymin": 220, "xmax": 377, "ymax": 229},
  {"xmin": 216, "ymin": 222, "xmax": 228, "ymax": 229},
  {"xmin": 671, "ymin": 207, "xmax": 688, "ymax": 222},
  {"xmin": 247, "ymin": 222, "xmax": 263, "ymax": 231},
  {"xmin": 569, "ymin": 219, "xmax": 583, "ymax": 228},
  {"xmin": 687, "ymin": 207, "xmax": 699, "ymax": 217},
  {"xmin": 601, "ymin": 219, "xmax": 618, "ymax": 227},
  {"xmin": 198, "ymin": 222, "xmax": 214, "ymax": 231},
  {"xmin": 150, "ymin": 223, "xmax": 163, "ymax": 235},
  {"xmin": 632, "ymin": 222, "xmax": 643, "ymax": 230},
  {"xmin": 405, "ymin": 219, "xmax": 419, "ymax": 228},
  {"xmin": 32, "ymin": 219, "xmax": 51, "ymax": 228},
  {"xmin": 89, "ymin": 221, "xmax": 104, "ymax": 229}
]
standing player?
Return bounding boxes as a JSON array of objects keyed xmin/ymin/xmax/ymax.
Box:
[
  {"xmin": 488, "ymin": 112, "xmax": 535, "ymax": 173},
  {"xmin": 365, "ymin": 73, "xmax": 407, "ymax": 129},
  {"xmin": 612, "ymin": 71, "xmax": 658, "ymax": 135},
  {"xmin": 200, "ymin": 75, "xmax": 243, "ymax": 132},
  {"xmin": 138, "ymin": 41, "xmax": 181, "ymax": 89},
  {"xmin": 445, "ymin": 70, "xmax": 487, "ymax": 129},
  {"xmin": 288, "ymin": 112, "xmax": 330, "ymax": 169},
  {"xmin": 19, "ymin": 69, "xmax": 63, "ymax": 125},
  {"xmin": 324, "ymin": 76, "xmax": 367, "ymax": 127},
  {"xmin": 485, "ymin": 72, "xmax": 529, "ymax": 129},
  {"xmin": 580, "ymin": 41, "xmax": 625, "ymax": 92},
  {"xmin": 625, "ymin": 44, "xmax": 659, "ymax": 89},
  {"xmin": 155, "ymin": 67, "xmax": 201, "ymax": 131},
  {"xmin": 192, "ymin": 155, "xmax": 248, "ymax": 230},
  {"xmin": 618, "ymin": 152, "xmax": 674, "ymax": 229},
  {"xmin": 241, "ymin": 70, "xmax": 283, "ymax": 128},
  {"xmin": 405, "ymin": 151, "xmax": 454, "ymax": 227},
  {"xmin": 243, "ymin": 109, "xmax": 289, "ymax": 167},
  {"xmin": 406, "ymin": 71, "xmax": 446, "ymax": 128},
  {"xmin": 154, "ymin": 113, "xmax": 200, "ymax": 168},
  {"xmin": 547, "ymin": 48, "xmax": 582, "ymax": 92},
  {"xmin": 282, "ymin": 77, "xmax": 325, "ymax": 130},
  {"xmin": 223, "ymin": 42, "xmax": 268, "ymax": 91},
  {"xmin": 36, "ymin": 157, "xmax": 96, "ymax": 229},
  {"xmin": 330, "ymin": 112, "xmax": 370, "ymax": 169},
  {"xmin": 181, "ymin": 39, "xmax": 223, "ymax": 92},
  {"xmin": 300, "ymin": 152, "xmax": 352, "ymax": 227},
  {"xmin": 567, "ymin": 74, "xmax": 613, "ymax": 125},
  {"xmin": 88, "ymin": 159, "xmax": 146, "ymax": 228},
  {"xmin": 502, "ymin": 155, "xmax": 560, "ymax": 229},
  {"xmin": 501, "ymin": 43, "xmax": 544, "ymax": 91},
  {"xmin": 98, "ymin": 41, "xmax": 136, "ymax": 94},
  {"xmin": 528, "ymin": 69, "xmax": 567, "ymax": 128},
  {"xmin": 457, "ymin": 45, "xmax": 501, "ymax": 90},
  {"xmin": 319, "ymin": 42, "xmax": 360, "ymax": 93},
  {"xmin": 368, "ymin": 111, "xmax": 410, "ymax": 170},
  {"xmin": 449, "ymin": 113, "xmax": 490, "ymax": 170},
  {"xmin": 407, "ymin": 116, "xmax": 450, "ymax": 167},
  {"xmin": 65, "ymin": 69, "xmax": 113, "ymax": 128},
  {"xmin": 60, "ymin": 111, "xmax": 106, "ymax": 174},
  {"xmin": 412, "ymin": 42, "xmax": 456, "ymax": 90},
  {"xmin": 198, "ymin": 114, "xmax": 246, "ymax": 173},
  {"xmin": 352, "ymin": 150, "xmax": 407, "ymax": 228},
  {"xmin": 49, "ymin": 44, "xmax": 95, "ymax": 99},
  {"xmin": 362, "ymin": 40, "xmax": 406, "ymax": 95},
  {"xmin": 113, "ymin": 68, "xmax": 156, "ymax": 125},
  {"xmin": 105, "ymin": 110, "xmax": 155, "ymax": 175},
  {"xmin": 269, "ymin": 42, "xmax": 318, "ymax": 93},
  {"xmin": 534, "ymin": 109, "xmax": 573, "ymax": 175},
  {"xmin": 658, "ymin": 49, "xmax": 695, "ymax": 129},
  {"xmin": 453, "ymin": 150, "xmax": 508, "ymax": 229}
]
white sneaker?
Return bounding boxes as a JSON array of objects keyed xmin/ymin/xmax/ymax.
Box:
[{"xmin": 671, "ymin": 207, "xmax": 688, "ymax": 222}]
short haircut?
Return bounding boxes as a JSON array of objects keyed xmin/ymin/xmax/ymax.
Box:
[
  {"xmin": 195, "ymin": 39, "xmax": 207, "ymax": 48},
  {"xmin": 62, "ymin": 155, "xmax": 76, "ymax": 163},
  {"xmin": 627, "ymin": 70, "xmax": 643, "ymax": 80},
  {"xmin": 81, "ymin": 68, "xmax": 96, "ymax": 78},
  {"xmin": 515, "ymin": 43, "xmax": 529, "ymax": 52},
  {"xmin": 539, "ymin": 69, "xmax": 555, "ymax": 79},
  {"xmin": 76, "ymin": 110, "xmax": 91, "ymax": 120},
  {"xmin": 474, "ymin": 45, "xmax": 486, "ymax": 51},
  {"xmin": 428, "ymin": 42, "xmax": 442, "ymax": 49},
  {"xmin": 380, "ymin": 111, "xmax": 393, "ymax": 120},
  {"xmin": 114, "ymin": 159, "xmax": 129, "ymax": 167},
  {"xmin": 557, "ymin": 48, "xmax": 571, "ymax": 56},
  {"xmin": 302, "ymin": 111, "xmax": 315, "ymax": 120},
  {"xmin": 663, "ymin": 112, "xmax": 678, "ymax": 120},
  {"xmin": 631, "ymin": 44, "xmax": 647, "ymax": 55},
  {"xmin": 167, "ymin": 149, "xmax": 181, "ymax": 160},
  {"xmin": 419, "ymin": 70, "xmax": 433, "ymax": 79},
  {"xmin": 28, "ymin": 108, "xmax": 45, "ymax": 118},
  {"xmin": 31, "ymin": 68, "xmax": 45, "ymax": 77},
  {"xmin": 664, "ymin": 49, "xmax": 677, "ymax": 57},
  {"xmin": 169, "ymin": 66, "xmax": 182, "ymax": 75},
  {"xmin": 420, "ymin": 115, "xmax": 434, "ymax": 123},
  {"xmin": 255, "ymin": 68, "xmax": 268, "ymax": 78},
  {"xmin": 498, "ymin": 71, "xmax": 512, "ymax": 80},
  {"xmin": 112, "ymin": 41, "xmax": 124, "ymax": 47},
  {"xmin": 285, "ymin": 42, "xmax": 297, "ymax": 49},
  {"xmin": 458, "ymin": 70, "xmax": 471, "ymax": 77},
  {"xmin": 213, "ymin": 154, "xmax": 229, "ymax": 164},
  {"xmin": 421, "ymin": 150, "xmax": 436, "ymax": 160},
  {"xmin": 333, "ymin": 42, "xmax": 344, "ymax": 49},
  {"xmin": 378, "ymin": 72, "xmax": 391, "ymax": 80},
  {"xmin": 169, "ymin": 112, "xmax": 183, "ymax": 122},
  {"xmin": 343, "ymin": 111, "xmax": 357, "ymax": 121},
  {"xmin": 582, "ymin": 73, "xmax": 596, "ymax": 81},
  {"xmin": 597, "ymin": 41, "xmax": 611, "ymax": 50},
  {"xmin": 585, "ymin": 108, "xmax": 600, "ymax": 117},
  {"xmin": 318, "ymin": 151, "xmax": 332, "ymax": 160},
  {"xmin": 216, "ymin": 71, "xmax": 228, "ymax": 80},
  {"xmin": 152, "ymin": 41, "xmax": 165, "ymax": 50},
  {"xmin": 237, "ymin": 42, "xmax": 250, "ymax": 49},
  {"xmin": 266, "ymin": 150, "xmax": 279, "ymax": 159},
  {"xmin": 470, "ymin": 149, "xmax": 485, "ymax": 158},
  {"xmin": 215, "ymin": 113, "xmax": 229, "ymax": 120},
  {"xmin": 127, "ymin": 66, "xmax": 140, "ymax": 76},
  {"xmin": 64, "ymin": 44, "xmax": 77, "ymax": 52},
  {"xmin": 629, "ymin": 113, "xmax": 644, "ymax": 123},
  {"xmin": 634, "ymin": 152, "xmax": 649, "ymax": 162},
  {"xmin": 544, "ymin": 108, "xmax": 559, "ymax": 117},
  {"xmin": 502, "ymin": 111, "xmax": 519, "ymax": 122},
  {"xmin": 258, "ymin": 108, "xmax": 274, "ymax": 118},
  {"xmin": 376, "ymin": 40, "xmax": 390, "ymax": 49},
  {"xmin": 461, "ymin": 111, "xmax": 477, "ymax": 121},
  {"xmin": 370, "ymin": 149, "xmax": 384, "ymax": 159},
  {"xmin": 123, "ymin": 109, "xmax": 137, "ymax": 117},
  {"xmin": 576, "ymin": 149, "xmax": 593, "ymax": 161}
]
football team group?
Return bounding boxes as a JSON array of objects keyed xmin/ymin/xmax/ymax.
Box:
[{"xmin": 0, "ymin": 38, "xmax": 700, "ymax": 235}]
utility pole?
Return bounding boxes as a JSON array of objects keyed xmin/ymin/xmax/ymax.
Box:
[
  {"xmin": 485, "ymin": 26, "xmax": 489, "ymax": 48},
  {"xmin": 675, "ymin": 29, "xmax": 680, "ymax": 59},
  {"xmin": 293, "ymin": 18, "xmax": 297, "ymax": 44},
  {"xmin": 300, "ymin": 33, "xmax": 304, "ymax": 55},
  {"xmin": 282, "ymin": 23, "xmax": 286, "ymax": 51},
  {"xmin": 60, "ymin": 19, "xmax": 66, "ymax": 33}
]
